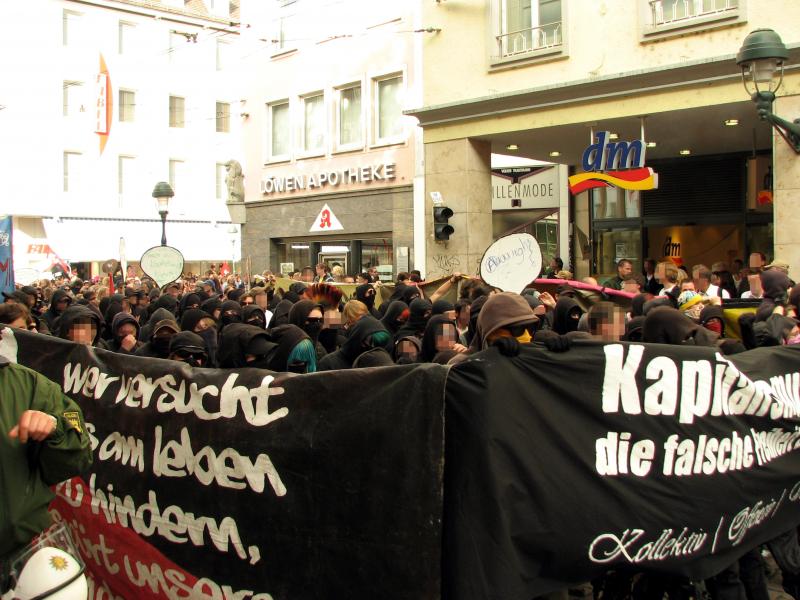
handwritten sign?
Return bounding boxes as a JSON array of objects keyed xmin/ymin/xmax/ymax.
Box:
[
  {"xmin": 140, "ymin": 245, "xmax": 184, "ymax": 288},
  {"xmin": 479, "ymin": 233, "xmax": 542, "ymax": 293}
]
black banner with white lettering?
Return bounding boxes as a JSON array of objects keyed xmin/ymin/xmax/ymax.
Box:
[
  {"xmin": 444, "ymin": 341, "xmax": 800, "ymax": 599},
  {"xmin": 6, "ymin": 329, "xmax": 445, "ymax": 600}
]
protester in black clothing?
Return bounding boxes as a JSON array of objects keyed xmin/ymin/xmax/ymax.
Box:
[
  {"xmin": 135, "ymin": 319, "xmax": 179, "ymax": 359},
  {"xmin": 354, "ymin": 283, "xmax": 380, "ymax": 318},
  {"xmin": 419, "ymin": 315, "xmax": 465, "ymax": 362},
  {"xmin": 55, "ymin": 304, "xmax": 102, "ymax": 346},
  {"xmin": 243, "ymin": 305, "xmax": 267, "ymax": 329},
  {"xmin": 393, "ymin": 298, "xmax": 432, "ymax": 342},
  {"xmin": 270, "ymin": 299, "xmax": 294, "ymax": 328},
  {"xmin": 219, "ymin": 300, "xmax": 243, "ymax": 329},
  {"xmin": 217, "ymin": 323, "xmax": 276, "ymax": 369},
  {"xmin": 380, "ymin": 301, "xmax": 408, "ymax": 335},
  {"xmin": 266, "ymin": 324, "xmax": 316, "ymax": 373},
  {"xmin": 288, "ymin": 300, "xmax": 327, "ymax": 361},
  {"xmin": 551, "ymin": 297, "xmax": 583, "ymax": 335},
  {"xmin": 168, "ymin": 331, "xmax": 208, "ymax": 368},
  {"xmin": 318, "ymin": 316, "xmax": 392, "ymax": 371},
  {"xmin": 97, "ymin": 312, "xmax": 141, "ymax": 354},
  {"xmin": 41, "ymin": 289, "xmax": 71, "ymax": 333}
]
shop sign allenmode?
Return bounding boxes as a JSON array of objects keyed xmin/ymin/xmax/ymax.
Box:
[{"xmin": 260, "ymin": 162, "xmax": 397, "ymax": 195}]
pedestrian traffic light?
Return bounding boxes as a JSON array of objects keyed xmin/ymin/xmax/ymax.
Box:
[{"xmin": 433, "ymin": 206, "xmax": 454, "ymax": 241}]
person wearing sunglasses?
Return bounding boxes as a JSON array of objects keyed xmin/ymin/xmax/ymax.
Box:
[{"xmin": 168, "ymin": 332, "xmax": 209, "ymax": 368}]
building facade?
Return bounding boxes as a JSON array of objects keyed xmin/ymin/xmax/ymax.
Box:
[
  {"xmin": 237, "ymin": 0, "xmax": 426, "ymax": 280},
  {"xmin": 0, "ymin": 0, "xmax": 243, "ymax": 281},
  {"xmin": 409, "ymin": 0, "xmax": 800, "ymax": 281}
]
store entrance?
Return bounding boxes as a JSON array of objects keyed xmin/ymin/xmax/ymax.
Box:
[{"xmin": 318, "ymin": 253, "xmax": 348, "ymax": 275}]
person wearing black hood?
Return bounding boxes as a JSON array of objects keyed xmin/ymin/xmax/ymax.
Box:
[
  {"xmin": 139, "ymin": 306, "xmax": 177, "ymax": 342},
  {"xmin": 393, "ymin": 298, "xmax": 432, "ymax": 343},
  {"xmin": 270, "ymin": 299, "xmax": 294, "ymax": 328},
  {"xmin": 135, "ymin": 318, "xmax": 180, "ymax": 359},
  {"xmin": 219, "ymin": 300, "xmax": 243, "ymax": 330},
  {"xmin": 97, "ymin": 312, "xmax": 141, "ymax": 354},
  {"xmin": 42, "ymin": 289, "xmax": 72, "ymax": 333},
  {"xmin": 551, "ymin": 296, "xmax": 584, "ymax": 335},
  {"xmin": 642, "ymin": 306, "xmax": 720, "ymax": 347},
  {"xmin": 102, "ymin": 299, "xmax": 126, "ymax": 342},
  {"xmin": 318, "ymin": 316, "xmax": 392, "ymax": 371},
  {"xmin": 755, "ymin": 269, "xmax": 791, "ymax": 322},
  {"xmin": 288, "ymin": 300, "xmax": 327, "ymax": 361},
  {"xmin": 354, "ymin": 284, "xmax": 380, "ymax": 318},
  {"xmin": 380, "ymin": 300, "xmax": 408, "ymax": 336},
  {"xmin": 178, "ymin": 293, "xmax": 202, "ymax": 319},
  {"xmin": 168, "ymin": 331, "xmax": 208, "ymax": 368},
  {"xmin": 217, "ymin": 323, "xmax": 276, "ymax": 369},
  {"xmin": 201, "ymin": 297, "xmax": 222, "ymax": 321},
  {"xmin": 243, "ymin": 305, "xmax": 268, "ymax": 329},
  {"xmin": 419, "ymin": 314, "xmax": 466, "ymax": 363},
  {"xmin": 55, "ymin": 304, "xmax": 103, "ymax": 346},
  {"xmin": 179, "ymin": 309, "xmax": 219, "ymax": 367},
  {"xmin": 461, "ymin": 295, "xmax": 489, "ymax": 347},
  {"xmin": 266, "ymin": 324, "xmax": 317, "ymax": 373}
]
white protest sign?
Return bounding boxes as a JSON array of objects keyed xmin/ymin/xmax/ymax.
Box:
[
  {"xmin": 140, "ymin": 245, "xmax": 185, "ymax": 288},
  {"xmin": 479, "ymin": 233, "xmax": 542, "ymax": 293}
]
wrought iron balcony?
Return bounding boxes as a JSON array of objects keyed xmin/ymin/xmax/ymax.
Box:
[{"xmin": 495, "ymin": 22, "xmax": 562, "ymax": 60}]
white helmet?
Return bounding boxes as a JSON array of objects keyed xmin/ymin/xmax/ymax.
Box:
[{"xmin": 4, "ymin": 524, "xmax": 87, "ymax": 600}]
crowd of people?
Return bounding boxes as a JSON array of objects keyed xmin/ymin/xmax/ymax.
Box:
[{"xmin": 1, "ymin": 256, "xmax": 800, "ymax": 599}]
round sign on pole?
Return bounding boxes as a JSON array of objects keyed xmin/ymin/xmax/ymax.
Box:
[
  {"xmin": 479, "ymin": 233, "xmax": 542, "ymax": 294},
  {"xmin": 140, "ymin": 245, "xmax": 185, "ymax": 288}
]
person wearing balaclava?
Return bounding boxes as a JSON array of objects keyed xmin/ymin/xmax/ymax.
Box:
[
  {"xmin": 219, "ymin": 300, "xmax": 243, "ymax": 330},
  {"xmin": 217, "ymin": 323, "xmax": 276, "ymax": 369},
  {"xmin": 148, "ymin": 294, "xmax": 178, "ymax": 321},
  {"xmin": 135, "ymin": 319, "xmax": 179, "ymax": 359},
  {"xmin": 393, "ymin": 298, "xmax": 432, "ymax": 343},
  {"xmin": 642, "ymin": 306, "xmax": 719, "ymax": 347},
  {"xmin": 97, "ymin": 312, "xmax": 141, "ymax": 354},
  {"xmin": 318, "ymin": 316, "xmax": 392, "ymax": 371},
  {"xmin": 178, "ymin": 293, "xmax": 202, "ymax": 319},
  {"xmin": 243, "ymin": 305, "xmax": 268, "ymax": 329},
  {"xmin": 355, "ymin": 284, "xmax": 380, "ymax": 318},
  {"xmin": 755, "ymin": 269, "xmax": 791, "ymax": 322},
  {"xmin": 378, "ymin": 283, "xmax": 411, "ymax": 318},
  {"xmin": 139, "ymin": 305, "xmax": 177, "ymax": 342},
  {"xmin": 288, "ymin": 300, "xmax": 327, "ymax": 361},
  {"xmin": 168, "ymin": 331, "xmax": 209, "ymax": 368},
  {"xmin": 380, "ymin": 300, "xmax": 408, "ymax": 336},
  {"xmin": 551, "ymin": 296, "xmax": 584, "ymax": 335},
  {"xmin": 42, "ymin": 289, "xmax": 72, "ymax": 333},
  {"xmin": 180, "ymin": 308, "xmax": 219, "ymax": 366}
]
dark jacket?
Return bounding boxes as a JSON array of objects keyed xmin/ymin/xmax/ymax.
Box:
[
  {"xmin": 41, "ymin": 289, "xmax": 71, "ymax": 333},
  {"xmin": 217, "ymin": 323, "xmax": 276, "ymax": 369},
  {"xmin": 97, "ymin": 312, "xmax": 141, "ymax": 354},
  {"xmin": 55, "ymin": 304, "xmax": 103, "ymax": 345},
  {"xmin": 318, "ymin": 316, "xmax": 390, "ymax": 371}
]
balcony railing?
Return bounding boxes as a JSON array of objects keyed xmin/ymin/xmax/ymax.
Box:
[
  {"xmin": 496, "ymin": 22, "xmax": 562, "ymax": 60},
  {"xmin": 649, "ymin": 0, "xmax": 738, "ymax": 26}
]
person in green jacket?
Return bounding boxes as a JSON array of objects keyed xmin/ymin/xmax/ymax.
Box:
[{"xmin": 0, "ymin": 347, "xmax": 93, "ymax": 563}]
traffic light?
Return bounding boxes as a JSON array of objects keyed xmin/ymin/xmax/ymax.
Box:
[{"xmin": 433, "ymin": 206, "xmax": 454, "ymax": 241}]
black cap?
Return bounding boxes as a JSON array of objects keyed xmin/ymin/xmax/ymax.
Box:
[{"xmin": 246, "ymin": 335, "xmax": 273, "ymax": 357}]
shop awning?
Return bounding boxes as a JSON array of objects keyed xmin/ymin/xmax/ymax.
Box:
[{"xmin": 41, "ymin": 218, "xmax": 240, "ymax": 263}]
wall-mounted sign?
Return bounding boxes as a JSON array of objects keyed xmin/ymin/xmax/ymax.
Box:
[
  {"xmin": 261, "ymin": 163, "xmax": 396, "ymax": 195},
  {"xmin": 96, "ymin": 54, "xmax": 112, "ymax": 155},
  {"xmin": 310, "ymin": 204, "xmax": 344, "ymax": 232},
  {"xmin": 479, "ymin": 233, "xmax": 542, "ymax": 294},
  {"xmin": 140, "ymin": 245, "xmax": 184, "ymax": 288},
  {"xmin": 568, "ymin": 131, "xmax": 657, "ymax": 195},
  {"xmin": 492, "ymin": 166, "xmax": 559, "ymax": 210}
]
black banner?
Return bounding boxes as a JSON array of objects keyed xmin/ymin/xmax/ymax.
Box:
[
  {"xmin": 445, "ymin": 341, "xmax": 800, "ymax": 599},
  {"xmin": 6, "ymin": 329, "xmax": 445, "ymax": 600}
]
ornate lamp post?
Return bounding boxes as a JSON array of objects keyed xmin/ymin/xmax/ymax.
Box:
[{"xmin": 152, "ymin": 182, "xmax": 175, "ymax": 246}]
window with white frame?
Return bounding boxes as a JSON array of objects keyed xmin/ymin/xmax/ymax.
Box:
[
  {"xmin": 375, "ymin": 76, "xmax": 404, "ymax": 142},
  {"xmin": 273, "ymin": 0, "xmax": 298, "ymax": 54},
  {"xmin": 496, "ymin": 0, "xmax": 563, "ymax": 60},
  {"xmin": 169, "ymin": 96, "xmax": 185, "ymax": 128},
  {"xmin": 644, "ymin": 0, "xmax": 742, "ymax": 34},
  {"xmin": 118, "ymin": 156, "xmax": 136, "ymax": 197},
  {"xmin": 63, "ymin": 152, "xmax": 82, "ymax": 192},
  {"xmin": 216, "ymin": 163, "xmax": 228, "ymax": 200},
  {"xmin": 169, "ymin": 159, "xmax": 185, "ymax": 193},
  {"xmin": 338, "ymin": 84, "xmax": 362, "ymax": 148},
  {"xmin": 268, "ymin": 101, "xmax": 290, "ymax": 159},
  {"xmin": 119, "ymin": 90, "xmax": 135, "ymax": 122},
  {"xmin": 118, "ymin": 21, "xmax": 135, "ymax": 54},
  {"xmin": 216, "ymin": 39, "xmax": 232, "ymax": 70},
  {"xmin": 63, "ymin": 81, "xmax": 84, "ymax": 117},
  {"xmin": 216, "ymin": 102, "xmax": 231, "ymax": 133},
  {"xmin": 302, "ymin": 93, "xmax": 325, "ymax": 153},
  {"xmin": 63, "ymin": 10, "xmax": 81, "ymax": 46}
]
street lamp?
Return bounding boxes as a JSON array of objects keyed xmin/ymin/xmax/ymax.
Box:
[
  {"xmin": 152, "ymin": 181, "xmax": 174, "ymax": 246},
  {"xmin": 228, "ymin": 224, "xmax": 238, "ymax": 275},
  {"xmin": 736, "ymin": 28, "xmax": 800, "ymax": 154}
]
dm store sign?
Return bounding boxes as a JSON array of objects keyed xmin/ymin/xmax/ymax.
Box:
[{"xmin": 568, "ymin": 131, "xmax": 658, "ymax": 195}]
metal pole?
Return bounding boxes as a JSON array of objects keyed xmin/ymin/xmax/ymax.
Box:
[{"xmin": 160, "ymin": 212, "xmax": 167, "ymax": 246}]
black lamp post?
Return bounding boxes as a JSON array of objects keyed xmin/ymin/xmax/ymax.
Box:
[
  {"xmin": 152, "ymin": 182, "xmax": 174, "ymax": 246},
  {"xmin": 736, "ymin": 28, "xmax": 800, "ymax": 154}
]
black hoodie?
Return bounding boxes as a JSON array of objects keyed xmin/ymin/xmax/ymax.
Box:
[
  {"xmin": 97, "ymin": 312, "xmax": 141, "ymax": 354},
  {"xmin": 217, "ymin": 323, "xmax": 277, "ymax": 369},
  {"xmin": 318, "ymin": 316, "xmax": 391, "ymax": 371},
  {"xmin": 55, "ymin": 304, "xmax": 102, "ymax": 346},
  {"xmin": 270, "ymin": 300, "xmax": 293, "ymax": 328},
  {"xmin": 355, "ymin": 284, "xmax": 380, "ymax": 318},
  {"xmin": 42, "ymin": 289, "xmax": 72, "ymax": 333},
  {"xmin": 267, "ymin": 324, "xmax": 311, "ymax": 372},
  {"xmin": 243, "ymin": 305, "xmax": 267, "ymax": 329},
  {"xmin": 393, "ymin": 298, "xmax": 432, "ymax": 342},
  {"xmin": 380, "ymin": 300, "xmax": 408, "ymax": 335},
  {"xmin": 139, "ymin": 307, "xmax": 178, "ymax": 342},
  {"xmin": 552, "ymin": 297, "xmax": 583, "ymax": 335},
  {"xmin": 420, "ymin": 315, "xmax": 457, "ymax": 363},
  {"xmin": 288, "ymin": 300, "xmax": 327, "ymax": 360}
]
